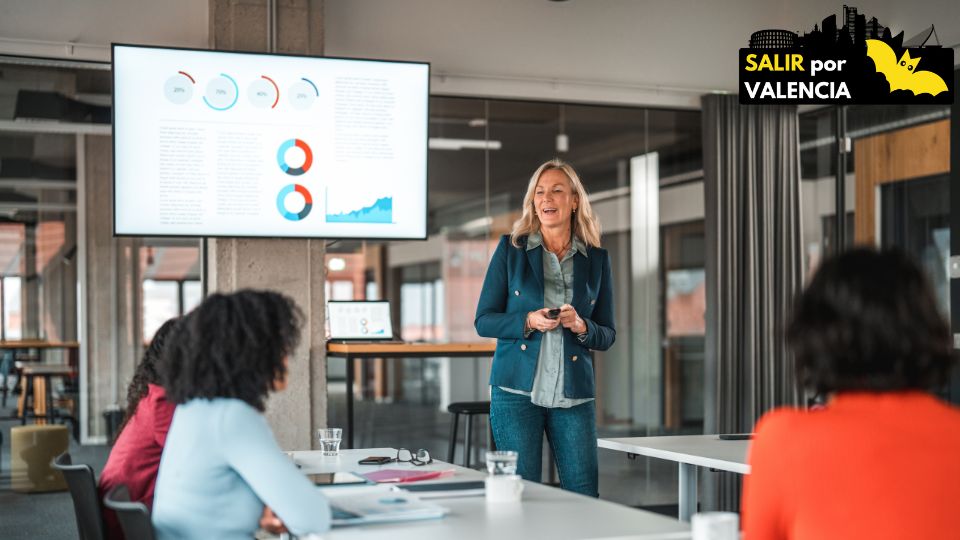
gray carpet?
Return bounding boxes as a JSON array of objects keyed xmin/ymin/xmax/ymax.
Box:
[{"xmin": 0, "ymin": 397, "xmax": 110, "ymax": 540}]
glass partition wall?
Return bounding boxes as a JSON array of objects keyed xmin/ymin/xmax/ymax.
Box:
[
  {"xmin": 326, "ymin": 96, "xmax": 703, "ymax": 508},
  {"xmin": 799, "ymin": 94, "xmax": 955, "ymax": 402}
]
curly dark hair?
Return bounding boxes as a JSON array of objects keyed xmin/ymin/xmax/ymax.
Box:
[
  {"xmin": 118, "ymin": 317, "xmax": 181, "ymax": 435},
  {"xmin": 160, "ymin": 289, "xmax": 303, "ymax": 411},
  {"xmin": 788, "ymin": 248, "xmax": 954, "ymax": 394}
]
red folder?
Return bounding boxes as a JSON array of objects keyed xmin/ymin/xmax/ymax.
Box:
[{"xmin": 362, "ymin": 468, "xmax": 455, "ymax": 483}]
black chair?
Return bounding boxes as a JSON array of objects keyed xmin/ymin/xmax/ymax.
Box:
[
  {"xmin": 104, "ymin": 484, "xmax": 157, "ymax": 540},
  {"xmin": 446, "ymin": 401, "xmax": 494, "ymax": 468},
  {"xmin": 52, "ymin": 452, "xmax": 106, "ymax": 540}
]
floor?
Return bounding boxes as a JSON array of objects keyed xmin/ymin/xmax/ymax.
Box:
[{"xmin": 1, "ymin": 381, "xmax": 684, "ymax": 539}]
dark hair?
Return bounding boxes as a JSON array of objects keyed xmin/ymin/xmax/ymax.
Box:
[
  {"xmin": 161, "ymin": 290, "xmax": 303, "ymax": 411},
  {"xmin": 788, "ymin": 248, "xmax": 954, "ymax": 394},
  {"xmin": 118, "ymin": 317, "xmax": 181, "ymax": 435}
]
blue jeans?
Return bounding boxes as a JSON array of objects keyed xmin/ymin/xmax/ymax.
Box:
[{"xmin": 489, "ymin": 386, "xmax": 599, "ymax": 497}]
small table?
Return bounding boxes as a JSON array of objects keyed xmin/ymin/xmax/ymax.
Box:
[
  {"xmin": 598, "ymin": 435, "xmax": 751, "ymax": 522},
  {"xmin": 287, "ymin": 447, "xmax": 692, "ymax": 539},
  {"xmin": 325, "ymin": 342, "xmax": 496, "ymax": 449},
  {"xmin": 1, "ymin": 340, "xmax": 80, "ymax": 408}
]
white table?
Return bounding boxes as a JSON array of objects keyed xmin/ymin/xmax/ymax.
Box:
[
  {"xmin": 597, "ymin": 436, "xmax": 751, "ymax": 522},
  {"xmin": 287, "ymin": 448, "xmax": 691, "ymax": 540}
]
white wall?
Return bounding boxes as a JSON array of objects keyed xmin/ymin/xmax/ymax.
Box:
[{"xmin": 0, "ymin": 0, "xmax": 207, "ymax": 60}]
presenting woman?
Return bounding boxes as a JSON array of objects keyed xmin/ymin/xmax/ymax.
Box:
[{"xmin": 475, "ymin": 158, "xmax": 615, "ymax": 497}]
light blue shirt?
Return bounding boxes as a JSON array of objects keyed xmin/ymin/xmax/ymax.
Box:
[
  {"xmin": 153, "ymin": 398, "xmax": 331, "ymax": 540},
  {"xmin": 499, "ymin": 232, "xmax": 594, "ymax": 408}
]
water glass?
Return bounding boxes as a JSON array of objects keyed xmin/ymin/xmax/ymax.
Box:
[
  {"xmin": 691, "ymin": 512, "xmax": 739, "ymax": 540},
  {"xmin": 485, "ymin": 450, "xmax": 518, "ymax": 476},
  {"xmin": 317, "ymin": 428, "xmax": 342, "ymax": 457}
]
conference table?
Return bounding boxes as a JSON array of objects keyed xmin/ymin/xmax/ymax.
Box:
[
  {"xmin": 287, "ymin": 447, "xmax": 691, "ymax": 540},
  {"xmin": 325, "ymin": 342, "xmax": 497, "ymax": 449},
  {"xmin": 598, "ymin": 435, "xmax": 751, "ymax": 522}
]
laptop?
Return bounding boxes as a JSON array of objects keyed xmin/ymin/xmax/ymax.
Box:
[
  {"xmin": 322, "ymin": 485, "xmax": 449, "ymax": 526},
  {"xmin": 327, "ymin": 301, "xmax": 397, "ymax": 342}
]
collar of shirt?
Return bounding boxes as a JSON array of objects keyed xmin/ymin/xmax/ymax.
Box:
[{"xmin": 526, "ymin": 231, "xmax": 588, "ymax": 258}]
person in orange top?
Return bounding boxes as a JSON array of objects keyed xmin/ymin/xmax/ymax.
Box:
[{"xmin": 742, "ymin": 248, "xmax": 960, "ymax": 540}]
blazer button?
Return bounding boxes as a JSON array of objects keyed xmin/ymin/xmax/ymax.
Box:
[
  {"xmin": 514, "ymin": 290, "xmax": 520, "ymax": 296},
  {"xmin": 590, "ymin": 299, "xmax": 596, "ymax": 305},
  {"xmin": 521, "ymin": 344, "xmax": 527, "ymax": 351},
  {"xmin": 571, "ymin": 355, "xmax": 578, "ymax": 362}
]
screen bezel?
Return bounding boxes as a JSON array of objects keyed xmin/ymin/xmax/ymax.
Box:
[
  {"xmin": 327, "ymin": 300, "xmax": 395, "ymax": 341},
  {"xmin": 111, "ymin": 42, "xmax": 430, "ymax": 241}
]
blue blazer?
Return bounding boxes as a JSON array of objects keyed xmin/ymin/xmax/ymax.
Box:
[{"xmin": 474, "ymin": 234, "xmax": 616, "ymax": 399}]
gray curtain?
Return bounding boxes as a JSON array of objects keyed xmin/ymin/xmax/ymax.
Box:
[{"xmin": 701, "ymin": 94, "xmax": 803, "ymax": 511}]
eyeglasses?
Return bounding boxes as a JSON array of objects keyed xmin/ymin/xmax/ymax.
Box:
[{"xmin": 396, "ymin": 448, "xmax": 432, "ymax": 466}]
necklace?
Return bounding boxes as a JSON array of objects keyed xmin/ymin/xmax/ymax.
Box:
[{"xmin": 545, "ymin": 238, "xmax": 571, "ymax": 257}]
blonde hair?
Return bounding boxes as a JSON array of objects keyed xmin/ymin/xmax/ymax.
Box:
[{"xmin": 510, "ymin": 159, "xmax": 602, "ymax": 249}]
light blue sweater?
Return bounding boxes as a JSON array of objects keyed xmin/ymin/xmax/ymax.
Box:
[{"xmin": 152, "ymin": 398, "xmax": 331, "ymax": 539}]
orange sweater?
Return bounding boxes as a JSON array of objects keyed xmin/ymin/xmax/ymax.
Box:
[{"xmin": 742, "ymin": 392, "xmax": 960, "ymax": 540}]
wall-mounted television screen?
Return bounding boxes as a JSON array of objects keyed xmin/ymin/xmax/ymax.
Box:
[{"xmin": 112, "ymin": 44, "xmax": 428, "ymax": 240}]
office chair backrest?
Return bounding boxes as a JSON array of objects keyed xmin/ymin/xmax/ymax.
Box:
[
  {"xmin": 52, "ymin": 452, "xmax": 106, "ymax": 540},
  {"xmin": 103, "ymin": 484, "xmax": 157, "ymax": 540}
]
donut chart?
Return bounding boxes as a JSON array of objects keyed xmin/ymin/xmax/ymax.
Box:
[
  {"xmin": 276, "ymin": 184, "xmax": 313, "ymax": 221},
  {"xmin": 276, "ymin": 138, "xmax": 313, "ymax": 176}
]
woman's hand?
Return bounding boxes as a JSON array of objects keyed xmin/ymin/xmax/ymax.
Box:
[
  {"xmin": 259, "ymin": 506, "xmax": 288, "ymax": 534},
  {"xmin": 558, "ymin": 304, "xmax": 587, "ymax": 335},
  {"xmin": 526, "ymin": 308, "xmax": 561, "ymax": 333}
]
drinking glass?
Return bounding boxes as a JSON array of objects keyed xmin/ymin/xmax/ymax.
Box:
[
  {"xmin": 317, "ymin": 428, "xmax": 342, "ymax": 457},
  {"xmin": 485, "ymin": 450, "xmax": 518, "ymax": 476}
]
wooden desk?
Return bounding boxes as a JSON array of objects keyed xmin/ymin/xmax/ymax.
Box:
[
  {"xmin": 325, "ymin": 342, "xmax": 496, "ymax": 448},
  {"xmin": 0, "ymin": 340, "xmax": 80, "ymax": 350}
]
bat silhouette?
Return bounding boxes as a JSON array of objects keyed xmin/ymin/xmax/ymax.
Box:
[{"xmin": 866, "ymin": 39, "xmax": 948, "ymax": 96}]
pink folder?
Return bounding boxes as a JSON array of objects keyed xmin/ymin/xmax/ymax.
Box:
[{"xmin": 362, "ymin": 468, "xmax": 455, "ymax": 483}]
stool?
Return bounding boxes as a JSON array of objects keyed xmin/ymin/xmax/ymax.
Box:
[
  {"xmin": 446, "ymin": 401, "xmax": 493, "ymax": 468},
  {"xmin": 18, "ymin": 364, "xmax": 73, "ymax": 425},
  {"xmin": 11, "ymin": 424, "xmax": 69, "ymax": 493}
]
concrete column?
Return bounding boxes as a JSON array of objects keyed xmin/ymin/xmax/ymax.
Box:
[
  {"xmin": 208, "ymin": 0, "xmax": 327, "ymax": 451},
  {"xmin": 21, "ymin": 223, "xmax": 39, "ymax": 339},
  {"xmin": 79, "ymin": 135, "xmax": 141, "ymax": 441},
  {"xmin": 33, "ymin": 192, "xmax": 78, "ymax": 366}
]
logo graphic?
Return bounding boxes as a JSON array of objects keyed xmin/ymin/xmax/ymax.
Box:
[
  {"xmin": 276, "ymin": 184, "xmax": 313, "ymax": 221},
  {"xmin": 276, "ymin": 139, "xmax": 313, "ymax": 176},
  {"xmin": 865, "ymin": 40, "xmax": 948, "ymax": 96},
  {"xmin": 739, "ymin": 6, "xmax": 953, "ymax": 104}
]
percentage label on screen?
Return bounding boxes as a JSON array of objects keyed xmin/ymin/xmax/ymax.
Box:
[{"xmin": 216, "ymin": 89, "xmax": 227, "ymax": 95}]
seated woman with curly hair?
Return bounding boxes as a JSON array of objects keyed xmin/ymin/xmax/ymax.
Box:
[
  {"xmin": 742, "ymin": 248, "xmax": 960, "ymax": 539},
  {"xmin": 152, "ymin": 290, "xmax": 330, "ymax": 539},
  {"xmin": 98, "ymin": 317, "xmax": 180, "ymax": 540}
]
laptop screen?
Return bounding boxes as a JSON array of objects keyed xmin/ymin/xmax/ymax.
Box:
[{"xmin": 327, "ymin": 301, "xmax": 394, "ymax": 340}]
